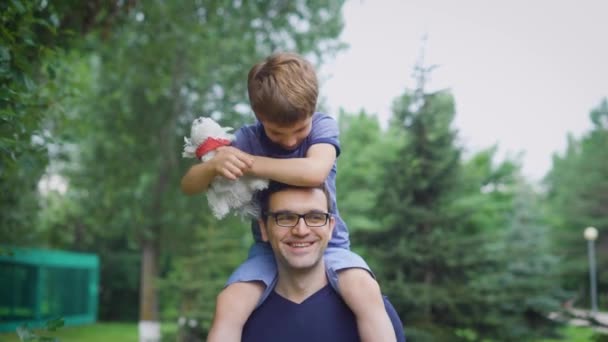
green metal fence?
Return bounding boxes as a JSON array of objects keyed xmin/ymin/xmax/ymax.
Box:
[{"xmin": 0, "ymin": 247, "xmax": 99, "ymax": 332}]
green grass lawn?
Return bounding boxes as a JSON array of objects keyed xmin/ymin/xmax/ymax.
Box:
[
  {"xmin": 537, "ymin": 325, "xmax": 598, "ymax": 342},
  {"xmin": 0, "ymin": 322, "xmax": 177, "ymax": 342},
  {"xmin": 0, "ymin": 322, "xmax": 600, "ymax": 342}
]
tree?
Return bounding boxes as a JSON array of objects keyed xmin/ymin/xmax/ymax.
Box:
[
  {"xmin": 0, "ymin": 0, "xmax": 135, "ymax": 245},
  {"xmin": 359, "ymin": 59, "xmax": 469, "ymax": 340},
  {"xmin": 336, "ymin": 109, "xmax": 399, "ymax": 233},
  {"xmin": 545, "ymin": 98, "xmax": 608, "ymax": 306},
  {"xmin": 358, "ymin": 56, "xmax": 564, "ymax": 340}
]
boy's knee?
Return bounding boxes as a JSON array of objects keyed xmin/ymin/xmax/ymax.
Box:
[
  {"xmin": 216, "ymin": 281, "xmax": 265, "ymax": 309},
  {"xmin": 338, "ymin": 268, "xmax": 380, "ymax": 296}
]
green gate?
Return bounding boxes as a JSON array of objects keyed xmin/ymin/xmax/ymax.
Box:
[{"xmin": 0, "ymin": 247, "xmax": 99, "ymax": 332}]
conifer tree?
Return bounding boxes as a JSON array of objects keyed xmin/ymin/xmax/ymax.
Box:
[
  {"xmin": 360, "ymin": 50, "xmax": 564, "ymax": 340},
  {"xmin": 360, "ymin": 54, "xmax": 471, "ymax": 340}
]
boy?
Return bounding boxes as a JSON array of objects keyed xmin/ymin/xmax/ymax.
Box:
[{"xmin": 181, "ymin": 52, "xmax": 395, "ymax": 342}]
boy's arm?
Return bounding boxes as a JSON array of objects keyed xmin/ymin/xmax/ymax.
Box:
[
  {"xmin": 248, "ymin": 143, "xmax": 336, "ymax": 186},
  {"xmin": 180, "ymin": 146, "xmax": 254, "ymax": 195}
]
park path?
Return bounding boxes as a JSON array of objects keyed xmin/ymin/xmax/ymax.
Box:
[{"xmin": 566, "ymin": 308, "xmax": 608, "ymax": 333}]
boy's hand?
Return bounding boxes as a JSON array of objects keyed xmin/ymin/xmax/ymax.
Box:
[{"xmin": 209, "ymin": 146, "xmax": 254, "ymax": 180}]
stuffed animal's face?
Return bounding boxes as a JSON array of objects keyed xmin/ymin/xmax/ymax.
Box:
[{"xmin": 190, "ymin": 117, "xmax": 234, "ymax": 145}]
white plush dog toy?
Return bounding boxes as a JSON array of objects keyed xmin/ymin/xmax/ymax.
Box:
[{"xmin": 183, "ymin": 117, "xmax": 269, "ymax": 219}]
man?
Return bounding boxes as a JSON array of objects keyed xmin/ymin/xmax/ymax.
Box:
[{"xmin": 241, "ymin": 182, "xmax": 405, "ymax": 341}]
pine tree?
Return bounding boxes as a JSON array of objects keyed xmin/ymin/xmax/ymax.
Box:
[
  {"xmin": 359, "ymin": 55, "xmax": 470, "ymax": 340},
  {"xmin": 359, "ymin": 50, "xmax": 564, "ymax": 340}
]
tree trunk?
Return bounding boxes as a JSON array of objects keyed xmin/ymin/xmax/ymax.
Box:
[
  {"xmin": 139, "ymin": 238, "xmax": 160, "ymax": 342},
  {"xmin": 139, "ymin": 50, "xmax": 185, "ymax": 342}
]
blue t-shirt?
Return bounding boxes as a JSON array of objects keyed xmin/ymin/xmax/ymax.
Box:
[
  {"xmin": 241, "ymin": 285, "xmax": 406, "ymax": 342},
  {"xmin": 233, "ymin": 112, "xmax": 349, "ymax": 249}
]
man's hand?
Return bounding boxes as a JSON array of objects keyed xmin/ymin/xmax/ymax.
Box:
[{"xmin": 209, "ymin": 146, "xmax": 254, "ymax": 180}]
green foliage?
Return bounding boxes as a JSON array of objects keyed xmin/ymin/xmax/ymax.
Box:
[
  {"xmin": 160, "ymin": 216, "xmax": 248, "ymax": 336},
  {"xmin": 336, "ymin": 110, "xmax": 400, "ymax": 233},
  {"xmin": 545, "ymin": 98, "xmax": 608, "ymax": 304},
  {"xmin": 0, "ymin": 0, "xmax": 135, "ymax": 245},
  {"xmin": 356, "ymin": 62, "xmax": 564, "ymax": 340},
  {"xmin": 1, "ymin": 0, "xmax": 59, "ymax": 244}
]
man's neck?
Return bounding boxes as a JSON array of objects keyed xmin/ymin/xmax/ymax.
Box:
[{"xmin": 274, "ymin": 262, "xmax": 328, "ymax": 304}]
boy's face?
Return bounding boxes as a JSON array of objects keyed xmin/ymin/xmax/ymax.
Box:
[{"xmin": 259, "ymin": 117, "xmax": 312, "ymax": 150}]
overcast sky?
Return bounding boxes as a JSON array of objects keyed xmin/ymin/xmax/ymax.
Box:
[{"xmin": 320, "ymin": 0, "xmax": 608, "ymax": 182}]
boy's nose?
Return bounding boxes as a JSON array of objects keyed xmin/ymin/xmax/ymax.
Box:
[{"xmin": 283, "ymin": 137, "xmax": 298, "ymax": 148}]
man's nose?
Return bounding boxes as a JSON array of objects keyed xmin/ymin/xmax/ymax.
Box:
[{"xmin": 291, "ymin": 218, "xmax": 310, "ymax": 236}]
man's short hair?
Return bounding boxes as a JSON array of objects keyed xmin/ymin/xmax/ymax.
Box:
[
  {"xmin": 247, "ymin": 52, "xmax": 318, "ymax": 126},
  {"xmin": 258, "ymin": 182, "xmax": 332, "ymax": 220}
]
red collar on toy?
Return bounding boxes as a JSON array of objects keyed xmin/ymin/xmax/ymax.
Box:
[{"xmin": 195, "ymin": 137, "xmax": 231, "ymax": 159}]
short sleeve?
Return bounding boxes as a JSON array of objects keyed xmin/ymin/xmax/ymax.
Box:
[
  {"xmin": 309, "ymin": 113, "xmax": 341, "ymax": 157},
  {"xmin": 232, "ymin": 125, "xmax": 256, "ymax": 154}
]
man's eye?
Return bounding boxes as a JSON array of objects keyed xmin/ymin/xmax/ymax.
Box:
[
  {"xmin": 306, "ymin": 213, "xmax": 326, "ymax": 222},
  {"xmin": 277, "ymin": 214, "xmax": 297, "ymax": 221}
]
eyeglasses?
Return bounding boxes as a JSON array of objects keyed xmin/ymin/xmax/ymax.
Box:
[{"xmin": 265, "ymin": 211, "xmax": 331, "ymax": 228}]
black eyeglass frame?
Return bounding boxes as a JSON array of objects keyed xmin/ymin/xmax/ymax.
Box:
[{"xmin": 264, "ymin": 211, "xmax": 332, "ymax": 228}]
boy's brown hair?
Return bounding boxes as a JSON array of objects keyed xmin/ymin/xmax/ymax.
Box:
[
  {"xmin": 258, "ymin": 181, "xmax": 333, "ymax": 220},
  {"xmin": 247, "ymin": 52, "xmax": 318, "ymax": 126}
]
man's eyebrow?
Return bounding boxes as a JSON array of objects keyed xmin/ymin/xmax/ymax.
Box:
[
  {"xmin": 269, "ymin": 209, "xmax": 293, "ymax": 214},
  {"xmin": 270, "ymin": 209, "xmax": 327, "ymax": 214},
  {"xmin": 307, "ymin": 209, "xmax": 328, "ymax": 213}
]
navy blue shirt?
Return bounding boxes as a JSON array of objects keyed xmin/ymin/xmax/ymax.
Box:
[{"xmin": 242, "ymin": 285, "xmax": 406, "ymax": 342}]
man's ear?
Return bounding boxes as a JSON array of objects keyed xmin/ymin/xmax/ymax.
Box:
[
  {"xmin": 258, "ymin": 218, "xmax": 269, "ymax": 242},
  {"xmin": 328, "ymin": 216, "xmax": 336, "ymax": 236}
]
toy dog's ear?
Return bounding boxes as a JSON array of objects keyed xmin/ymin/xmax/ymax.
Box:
[{"xmin": 182, "ymin": 137, "xmax": 196, "ymax": 158}]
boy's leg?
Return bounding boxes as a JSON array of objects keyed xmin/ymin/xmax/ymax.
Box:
[
  {"xmin": 338, "ymin": 268, "xmax": 396, "ymax": 342},
  {"xmin": 207, "ymin": 281, "xmax": 264, "ymax": 342},
  {"xmin": 209, "ymin": 242, "xmax": 276, "ymax": 342}
]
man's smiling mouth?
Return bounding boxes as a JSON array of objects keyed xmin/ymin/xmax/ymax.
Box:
[{"xmin": 286, "ymin": 242, "xmax": 315, "ymax": 248}]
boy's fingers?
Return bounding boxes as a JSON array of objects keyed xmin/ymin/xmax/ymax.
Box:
[
  {"xmin": 219, "ymin": 168, "xmax": 238, "ymax": 180},
  {"xmin": 242, "ymin": 154, "xmax": 254, "ymax": 166},
  {"xmin": 228, "ymin": 155, "xmax": 248, "ymax": 170},
  {"xmin": 217, "ymin": 146, "xmax": 253, "ymax": 166},
  {"xmin": 226, "ymin": 164, "xmax": 244, "ymax": 177},
  {"xmin": 233, "ymin": 150, "xmax": 253, "ymax": 167}
]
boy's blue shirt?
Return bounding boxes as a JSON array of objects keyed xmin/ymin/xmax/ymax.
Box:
[{"xmin": 232, "ymin": 112, "xmax": 350, "ymax": 249}]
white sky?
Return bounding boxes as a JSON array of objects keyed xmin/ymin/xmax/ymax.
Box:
[{"xmin": 320, "ymin": 0, "xmax": 608, "ymax": 181}]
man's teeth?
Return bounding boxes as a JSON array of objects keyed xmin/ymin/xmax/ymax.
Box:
[{"xmin": 290, "ymin": 242, "xmax": 312, "ymax": 247}]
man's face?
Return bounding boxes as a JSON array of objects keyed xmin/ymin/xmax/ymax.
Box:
[
  {"xmin": 259, "ymin": 116, "xmax": 312, "ymax": 150},
  {"xmin": 260, "ymin": 188, "xmax": 335, "ymax": 272}
]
